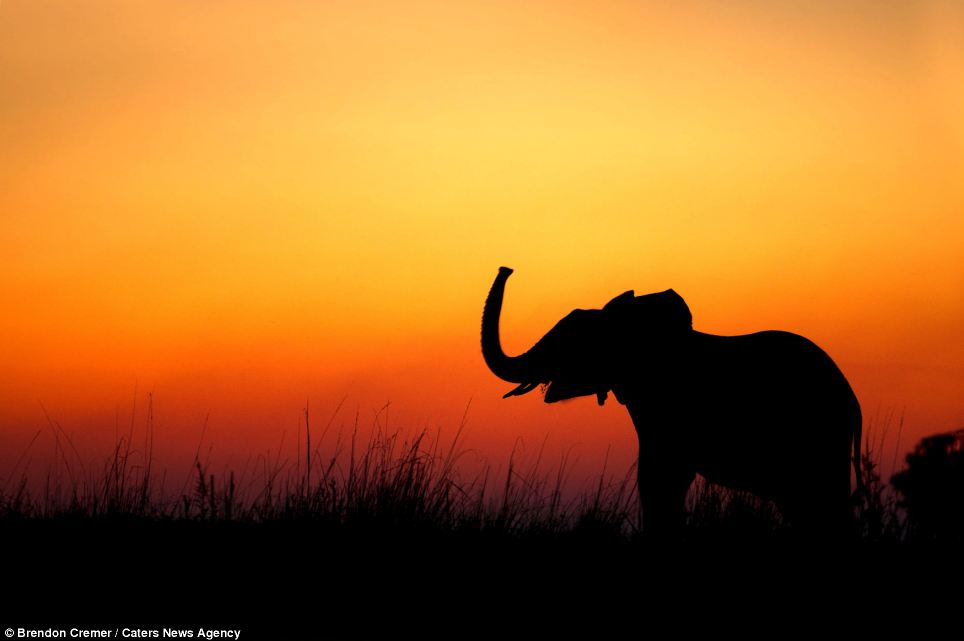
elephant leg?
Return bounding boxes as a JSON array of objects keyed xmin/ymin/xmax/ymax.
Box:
[
  {"xmin": 780, "ymin": 467, "xmax": 854, "ymax": 541},
  {"xmin": 638, "ymin": 464, "xmax": 694, "ymax": 537}
]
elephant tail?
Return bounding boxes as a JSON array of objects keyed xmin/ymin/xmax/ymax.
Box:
[{"xmin": 852, "ymin": 404, "xmax": 866, "ymax": 497}]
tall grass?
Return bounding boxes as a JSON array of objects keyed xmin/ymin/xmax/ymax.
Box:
[
  {"xmin": 0, "ymin": 405, "xmax": 642, "ymax": 541},
  {"xmin": 0, "ymin": 399, "xmax": 909, "ymax": 542}
]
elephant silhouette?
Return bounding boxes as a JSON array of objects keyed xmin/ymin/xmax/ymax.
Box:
[{"xmin": 481, "ymin": 267, "xmax": 863, "ymax": 535}]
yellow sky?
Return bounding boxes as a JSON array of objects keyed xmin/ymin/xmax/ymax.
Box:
[{"xmin": 1, "ymin": 1, "xmax": 962, "ymax": 476}]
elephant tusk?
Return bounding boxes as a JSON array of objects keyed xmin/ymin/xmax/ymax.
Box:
[{"xmin": 503, "ymin": 382, "xmax": 539, "ymax": 398}]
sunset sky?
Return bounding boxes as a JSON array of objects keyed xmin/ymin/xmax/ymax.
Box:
[{"xmin": 2, "ymin": 1, "xmax": 962, "ymax": 484}]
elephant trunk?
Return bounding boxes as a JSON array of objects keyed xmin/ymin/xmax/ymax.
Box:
[{"xmin": 481, "ymin": 267, "xmax": 537, "ymax": 384}]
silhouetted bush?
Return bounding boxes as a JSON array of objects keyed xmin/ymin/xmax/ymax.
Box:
[{"xmin": 891, "ymin": 429, "xmax": 964, "ymax": 541}]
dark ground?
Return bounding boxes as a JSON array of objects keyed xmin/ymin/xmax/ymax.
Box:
[{"xmin": 5, "ymin": 519, "xmax": 960, "ymax": 640}]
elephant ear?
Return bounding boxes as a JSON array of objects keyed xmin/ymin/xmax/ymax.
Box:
[
  {"xmin": 602, "ymin": 288, "xmax": 693, "ymax": 365},
  {"xmin": 603, "ymin": 290, "xmax": 635, "ymax": 310},
  {"xmin": 657, "ymin": 289, "xmax": 693, "ymax": 329}
]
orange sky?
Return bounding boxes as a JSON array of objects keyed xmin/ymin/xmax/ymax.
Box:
[{"xmin": 1, "ymin": 1, "xmax": 962, "ymax": 484}]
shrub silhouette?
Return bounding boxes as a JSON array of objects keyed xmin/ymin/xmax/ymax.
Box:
[{"xmin": 891, "ymin": 428, "xmax": 964, "ymax": 541}]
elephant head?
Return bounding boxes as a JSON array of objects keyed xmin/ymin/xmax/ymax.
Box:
[{"xmin": 481, "ymin": 267, "xmax": 692, "ymax": 406}]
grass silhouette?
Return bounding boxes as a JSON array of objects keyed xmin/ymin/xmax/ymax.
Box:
[
  {"xmin": 2, "ymin": 406, "xmax": 642, "ymax": 539},
  {"xmin": 0, "ymin": 398, "xmax": 905, "ymax": 542},
  {"xmin": 4, "ymin": 401, "xmax": 957, "ymax": 640}
]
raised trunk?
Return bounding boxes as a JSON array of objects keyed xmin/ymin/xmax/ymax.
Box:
[{"xmin": 481, "ymin": 267, "xmax": 536, "ymax": 384}]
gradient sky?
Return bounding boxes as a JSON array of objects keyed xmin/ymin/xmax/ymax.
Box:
[{"xmin": 2, "ymin": 1, "xmax": 962, "ymax": 485}]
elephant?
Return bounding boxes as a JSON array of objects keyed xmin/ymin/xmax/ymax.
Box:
[{"xmin": 481, "ymin": 266, "xmax": 863, "ymax": 535}]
